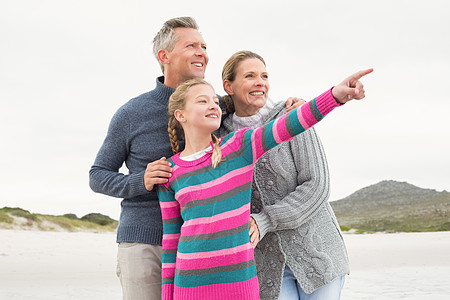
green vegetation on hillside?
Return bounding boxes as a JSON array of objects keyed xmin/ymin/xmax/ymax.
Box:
[
  {"xmin": 331, "ymin": 181, "xmax": 450, "ymax": 233},
  {"xmin": 0, "ymin": 207, "xmax": 118, "ymax": 232}
]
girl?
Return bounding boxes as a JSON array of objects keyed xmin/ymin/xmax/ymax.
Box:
[{"xmin": 158, "ymin": 70, "xmax": 372, "ymax": 300}]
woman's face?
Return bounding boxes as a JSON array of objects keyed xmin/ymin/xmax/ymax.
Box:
[{"xmin": 224, "ymin": 58, "xmax": 270, "ymax": 117}]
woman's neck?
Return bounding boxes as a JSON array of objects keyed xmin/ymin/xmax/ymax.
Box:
[
  {"xmin": 233, "ymin": 97, "xmax": 275, "ymax": 129},
  {"xmin": 234, "ymin": 106, "xmax": 262, "ymax": 117}
]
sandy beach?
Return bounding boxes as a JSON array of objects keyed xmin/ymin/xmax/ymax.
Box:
[
  {"xmin": 340, "ymin": 232, "xmax": 450, "ymax": 299},
  {"xmin": 1, "ymin": 229, "xmax": 449, "ymax": 300}
]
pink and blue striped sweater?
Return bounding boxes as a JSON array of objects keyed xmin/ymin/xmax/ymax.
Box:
[{"xmin": 157, "ymin": 88, "xmax": 341, "ymax": 300}]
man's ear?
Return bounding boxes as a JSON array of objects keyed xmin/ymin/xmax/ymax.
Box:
[
  {"xmin": 157, "ymin": 49, "xmax": 170, "ymax": 65},
  {"xmin": 174, "ymin": 109, "xmax": 185, "ymax": 123},
  {"xmin": 223, "ymin": 80, "xmax": 234, "ymax": 96}
]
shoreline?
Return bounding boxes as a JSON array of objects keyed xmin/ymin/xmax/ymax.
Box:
[
  {"xmin": 341, "ymin": 231, "xmax": 450, "ymax": 299},
  {"xmin": 1, "ymin": 230, "xmax": 449, "ymax": 299}
]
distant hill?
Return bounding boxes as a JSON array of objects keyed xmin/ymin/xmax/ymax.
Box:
[
  {"xmin": 330, "ymin": 180, "xmax": 450, "ymax": 232},
  {"xmin": 0, "ymin": 207, "xmax": 118, "ymax": 233},
  {"xmin": 3, "ymin": 181, "xmax": 450, "ymax": 233}
]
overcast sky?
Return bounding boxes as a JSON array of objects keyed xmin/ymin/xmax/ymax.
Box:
[{"xmin": 1, "ymin": 0, "xmax": 449, "ymax": 220}]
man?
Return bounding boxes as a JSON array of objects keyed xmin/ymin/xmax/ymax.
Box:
[{"xmin": 89, "ymin": 17, "xmax": 209, "ymax": 299}]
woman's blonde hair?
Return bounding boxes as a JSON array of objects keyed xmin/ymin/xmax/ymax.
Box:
[
  {"xmin": 221, "ymin": 50, "xmax": 266, "ymax": 113},
  {"xmin": 168, "ymin": 78, "xmax": 222, "ymax": 168}
]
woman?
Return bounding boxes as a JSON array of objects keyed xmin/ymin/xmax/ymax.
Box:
[
  {"xmin": 219, "ymin": 51, "xmax": 354, "ymax": 300},
  {"xmin": 157, "ymin": 70, "xmax": 370, "ymax": 299}
]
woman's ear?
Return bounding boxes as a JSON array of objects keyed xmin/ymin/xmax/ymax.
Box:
[
  {"xmin": 174, "ymin": 109, "xmax": 185, "ymax": 123},
  {"xmin": 223, "ymin": 80, "xmax": 234, "ymax": 96}
]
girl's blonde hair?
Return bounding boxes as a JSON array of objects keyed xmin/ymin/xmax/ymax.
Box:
[
  {"xmin": 168, "ymin": 78, "xmax": 222, "ymax": 168},
  {"xmin": 221, "ymin": 50, "xmax": 266, "ymax": 113}
]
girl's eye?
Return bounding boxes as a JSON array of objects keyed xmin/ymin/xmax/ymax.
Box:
[
  {"xmin": 245, "ymin": 74, "xmax": 253, "ymax": 78},
  {"xmin": 262, "ymin": 74, "xmax": 269, "ymax": 79},
  {"xmin": 187, "ymin": 44, "xmax": 194, "ymax": 47}
]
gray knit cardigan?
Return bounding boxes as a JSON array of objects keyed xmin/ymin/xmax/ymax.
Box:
[{"xmin": 220, "ymin": 102, "xmax": 349, "ymax": 298}]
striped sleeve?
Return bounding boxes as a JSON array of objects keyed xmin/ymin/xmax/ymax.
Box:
[
  {"xmin": 157, "ymin": 185, "xmax": 182, "ymax": 300},
  {"xmin": 246, "ymin": 88, "xmax": 340, "ymax": 163}
]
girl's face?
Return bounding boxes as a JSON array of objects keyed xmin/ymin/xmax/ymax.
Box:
[
  {"xmin": 224, "ymin": 58, "xmax": 270, "ymax": 117},
  {"xmin": 176, "ymin": 84, "xmax": 222, "ymax": 134}
]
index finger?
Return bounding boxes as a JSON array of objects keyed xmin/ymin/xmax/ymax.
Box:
[
  {"xmin": 351, "ymin": 68, "xmax": 374, "ymax": 81},
  {"xmin": 156, "ymin": 157, "xmax": 172, "ymax": 166}
]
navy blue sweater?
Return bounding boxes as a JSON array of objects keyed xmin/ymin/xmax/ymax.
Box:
[
  {"xmin": 90, "ymin": 76, "xmax": 225, "ymax": 245},
  {"xmin": 90, "ymin": 77, "xmax": 178, "ymax": 244}
]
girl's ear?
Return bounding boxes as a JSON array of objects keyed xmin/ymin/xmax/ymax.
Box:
[
  {"xmin": 174, "ymin": 109, "xmax": 185, "ymax": 123},
  {"xmin": 223, "ymin": 80, "xmax": 234, "ymax": 96}
]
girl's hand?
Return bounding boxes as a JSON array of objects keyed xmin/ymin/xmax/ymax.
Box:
[{"xmin": 332, "ymin": 68, "xmax": 373, "ymax": 104}]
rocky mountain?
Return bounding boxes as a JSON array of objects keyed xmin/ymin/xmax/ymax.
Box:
[{"xmin": 330, "ymin": 180, "xmax": 450, "ymax": 232}]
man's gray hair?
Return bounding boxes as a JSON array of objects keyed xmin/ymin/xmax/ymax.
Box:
[{"xmin": 153, "ymin": 17, "xmax": 199, "ymax": 72}]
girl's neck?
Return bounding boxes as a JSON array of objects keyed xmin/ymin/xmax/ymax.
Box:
[{"xmin": 180, "ymin": 132, "xmax": 213, "ymax": 157}]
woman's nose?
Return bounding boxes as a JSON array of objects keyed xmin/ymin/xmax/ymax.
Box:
[{"xmin": 255, "ymin": 77, "xmax": 265, "ymax": 86}]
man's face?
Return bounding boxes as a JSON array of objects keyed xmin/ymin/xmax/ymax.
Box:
[{"xmin": 165, "ymin": 28, "xmax": 209, "ymax": 84}]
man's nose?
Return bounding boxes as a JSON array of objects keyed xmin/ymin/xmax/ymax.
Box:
[{"xmin": 196, "ymin": 45, "xmax": 206, "ymax": 56}]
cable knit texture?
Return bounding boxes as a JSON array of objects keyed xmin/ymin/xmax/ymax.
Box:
[
  {"xmin": 220, "ymin": 101, "xmax": 350, "ymax": 298},
  {"xmin": 157, "ymin": 89, "xmax": 340, "ymax": 300}
]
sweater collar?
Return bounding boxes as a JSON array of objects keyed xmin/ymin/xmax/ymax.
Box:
[
  {"xmin": 153, "ymin": 76, "xmax": 176, "ymax": 104},
  {"xmin": 221, "ymin": 100, "xmax": 286, "ymax": 134},
  {"xmin": 171, "ymin": 151, "xmax": 212, "ymax": 167},
  {"xmin": 232, "ymin": 97, "xmax": 276, "ymax": 130}
]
